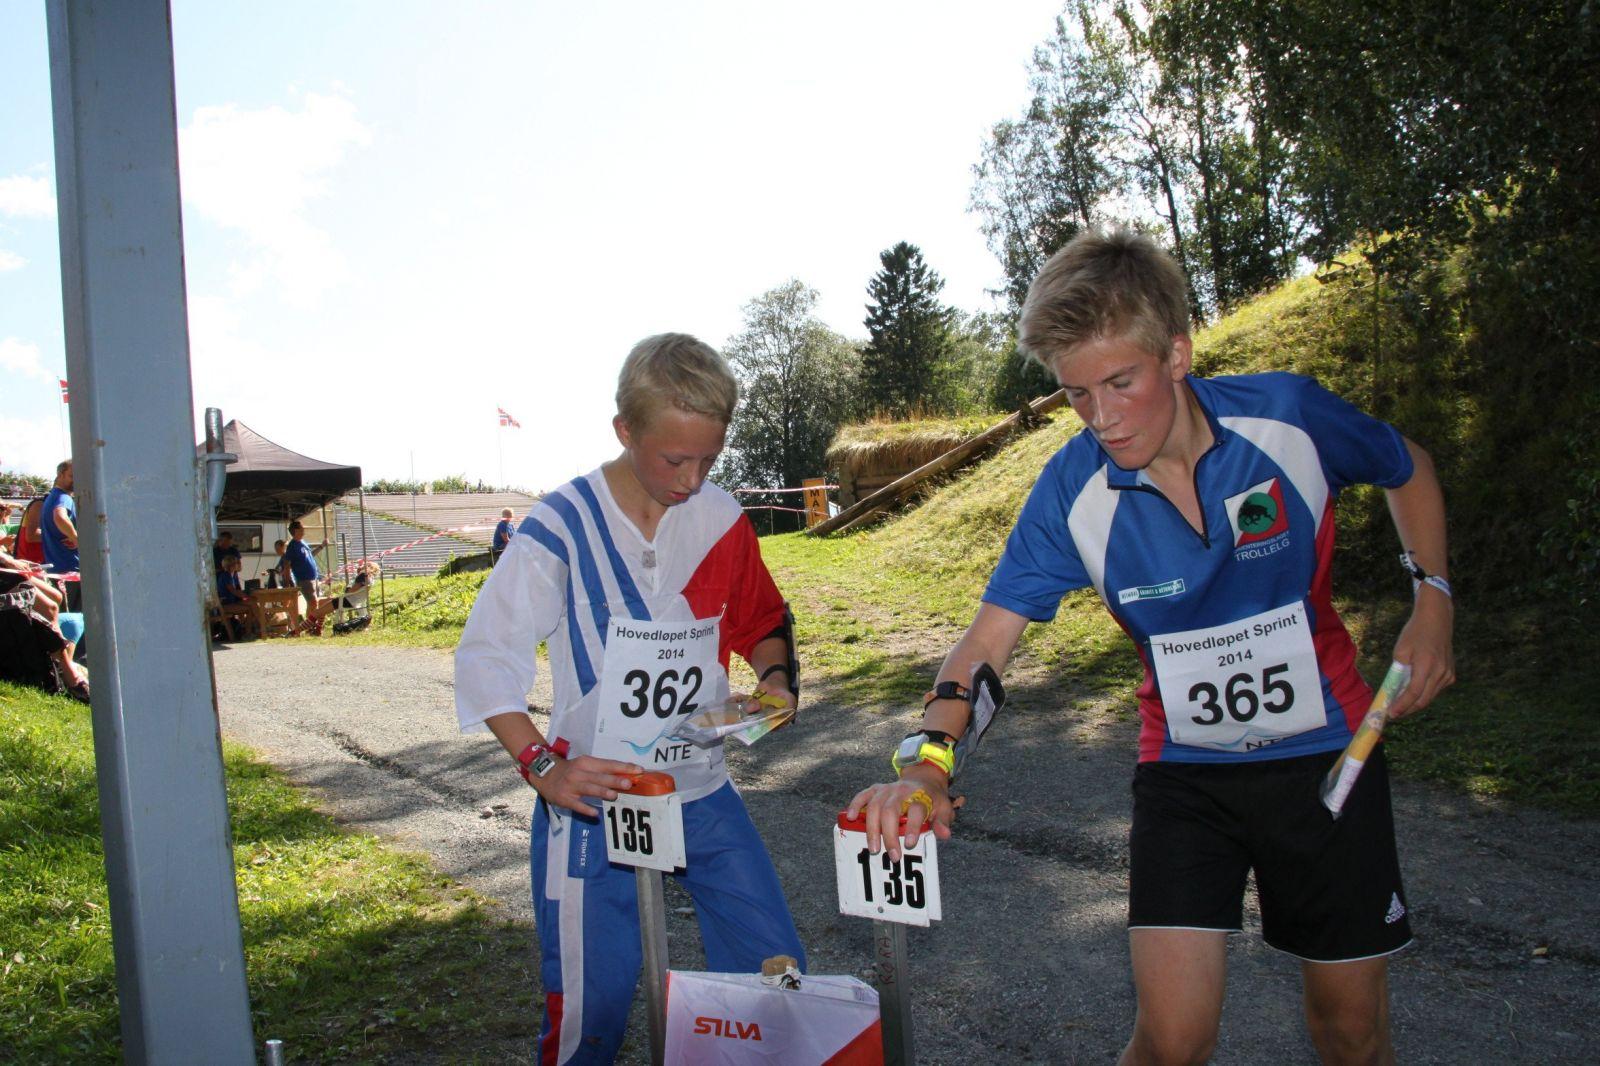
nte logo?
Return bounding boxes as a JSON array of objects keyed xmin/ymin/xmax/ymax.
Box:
[{"xmin": 693, "ymin": 1016, "xmax": 763, "ymax": 1041}]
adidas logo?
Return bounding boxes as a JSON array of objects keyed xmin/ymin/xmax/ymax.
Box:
[{"xmin": 1384, "ymin": 893, "xmax": 1407, "ymax": 924}]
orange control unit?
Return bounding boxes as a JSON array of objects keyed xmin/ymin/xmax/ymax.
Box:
[{"xmin": 619, "ymin": 771, "xmax": 676, "ymax": 797}]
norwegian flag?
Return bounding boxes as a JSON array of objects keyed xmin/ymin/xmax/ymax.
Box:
[
  {"xmin": 59, "ymin": 379, "xmax": 69, "ymax": 403},
  {"xmin": 497, "ymin": 406, "xmax": 521, "ymax": 428}
]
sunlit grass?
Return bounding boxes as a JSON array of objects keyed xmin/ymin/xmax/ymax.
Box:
[{"xmin": 0, "ymin": 683, "xmax": 534, "ymax": 1063}]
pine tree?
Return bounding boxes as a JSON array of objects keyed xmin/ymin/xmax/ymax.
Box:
[{"xmin": 860, "ymin": 242, "xmax": 958, "ymax": 417}]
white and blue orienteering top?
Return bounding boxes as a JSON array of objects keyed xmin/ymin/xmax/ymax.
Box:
[
  {"xmin": 455, "ymin": 467, "xmax": 788, "ymax": 801},
  {"xmin": 984, "ymin": 372, "xmax": 1414, "ymax": 764}
]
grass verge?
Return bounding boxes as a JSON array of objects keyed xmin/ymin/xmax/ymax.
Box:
[{"xmin": 0, "ymin": 682, "xmax": 533, "ymax": 1063}]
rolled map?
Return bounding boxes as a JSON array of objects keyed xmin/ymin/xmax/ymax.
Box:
[
  {"xmin": 668, "ymin": 693, "xmax": 792, "ymax": 747},
  {"xmin": 1320, "ymin": 661, "xmax": 1412, "ymax": 818}
]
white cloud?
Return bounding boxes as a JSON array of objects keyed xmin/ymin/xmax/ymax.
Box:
[
  {"xmin": 179, "ymin": 91, "xmax": 372, "ymax": 306},
  {"xmin": 0, "ymin": 250, "xmax": 25, "ymax": 272},
  {"xmin": 0, "ymin": 337, "xmax": 57, "ymax": 386},
  {"xmin": 0, "ymin": 414, "xmax": 68, "ymax": 479},
  {"xmin": 0, "ymin": 174, "xmax": 56, "ymax": 219}
]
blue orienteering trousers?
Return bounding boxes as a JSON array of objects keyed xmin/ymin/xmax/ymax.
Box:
[{"xmin": 528, "ymin": 780, "xmax": 805, "ymax": 1064}]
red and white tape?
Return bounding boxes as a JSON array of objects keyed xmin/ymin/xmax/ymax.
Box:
[{"xmin": 336, "ymin": 524, "xmax": 495, "ymax": 575}]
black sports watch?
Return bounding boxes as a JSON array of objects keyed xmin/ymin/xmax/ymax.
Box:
[{"xmin": 922, "ymin": 680, "xmax": 971, "ymax": 709}]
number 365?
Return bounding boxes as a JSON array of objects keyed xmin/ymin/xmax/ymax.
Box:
[{"xmin": 1189, "ymin": 663, "xmax": 1294, "ymax": 724}]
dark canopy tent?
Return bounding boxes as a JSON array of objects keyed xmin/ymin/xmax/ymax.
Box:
[
  {"xmin": 199, "ymin": 419, "xmax": 361, "ymax": 521},
  {"xmin": 198, "ymin": 419, "xmax": 369, "ymax": 581}
]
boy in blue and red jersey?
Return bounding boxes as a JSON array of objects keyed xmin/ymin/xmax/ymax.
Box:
[
  {"xmin": 455, "ymin": 333, "xmax": 804, "ymax": 1065},
  {"xmin": 850, "ymin": 230, "xmax": 1454, "ymax": 1065}
]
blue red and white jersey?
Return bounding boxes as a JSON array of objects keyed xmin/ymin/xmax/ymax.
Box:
[
  {"xmin": 984, "ymin": 372, "xmax": 1414, "ymax": 764},
  {"xmin": 455, "ymin": 467, "xmax": 787, "ymax": 799}
]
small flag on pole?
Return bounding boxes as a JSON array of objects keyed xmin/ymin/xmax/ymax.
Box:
[
  {"xmin": 497, "ymin": 406, "xmax": 521, "ymax": 428},
  {"xmin": 59, "ymin": 379, "xmax": 70, "ymax": 403}
]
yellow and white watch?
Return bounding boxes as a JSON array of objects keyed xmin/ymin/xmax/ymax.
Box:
[{"xmin": 891, "ymin": 730, "xmax": 956, "ymax": 777}]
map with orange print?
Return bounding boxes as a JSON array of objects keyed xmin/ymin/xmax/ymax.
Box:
[{"xmin": 1320, "ymin": 661, "xmax": 1412, "ymax": 817}]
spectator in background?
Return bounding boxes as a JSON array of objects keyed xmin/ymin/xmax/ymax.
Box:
[
  {"xmin": 212, "ymin": 530, "xmax": 241, "ymax": 572},
  {"xmin": 491, "ymin": 507, "xmax": 515, "ymax": 565},
  {"xmin": 0, "ymin": 547, "xmax": 89, "ymax": 701},
  {"xmin": 0, "ymin": 502, "xmax": 14, "ymax": 554},
  {"xmin": 284, "ymin": 519, "xmax": 332, "ymax": 634},
  {"xmin": 215, "ymin": 554, "xmax": 256, "ymax": 641},
  {"xmin": 331, "ymin": 560, "xmax": 377, "ymax": 614},
  {"xmin": 264, "ymin": 539, "xmax": 289, "ymax": 588},
  {"xmin": 14, "ymin": 497, "xmax": 46, "ymax": 566},
  {"xmin": 40, "ymin": 460, "xmax": 81, "ymax": 611}
]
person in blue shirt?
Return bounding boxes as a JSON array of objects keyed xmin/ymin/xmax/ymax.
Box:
[
  {"xmin": 490, "ymin": 507, "xmax": 514, "ymax": 565},
  {"xmin": 284, "ymin": 519, "xmax": 331, "ymax": 634},
  {"xmin": 40, "ymin": 460, "xmax": 81, "ymax": 612},
  {"xmin": 40, "ymin": 460, "xmax": 78, "ymax": 573},
  {"xmin": 214, "ymin": 554, "xmax": 256, "ymax": 641},
  {"xmin": 850, "ymin": 229, "xmax": 1454, "ymax": 1065}
]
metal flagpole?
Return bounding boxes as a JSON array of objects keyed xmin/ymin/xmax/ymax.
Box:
[
  {"xmin": 57, "ymin": 382, "xmax": 69, "ymax": 456},
  {"xmin": 46, "ymin": 2, "xmax": 253, "ymax": 1060}
]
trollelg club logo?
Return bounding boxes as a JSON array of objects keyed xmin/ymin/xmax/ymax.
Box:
[
  {"xmin": 1225, "ymin": 477, "xmax": 1290, "ymax": 549},
  {"xmin": 1236, "ymin": 492, "xmax": 1277, "ymax": 534}
]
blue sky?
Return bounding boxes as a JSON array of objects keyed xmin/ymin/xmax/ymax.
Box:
[{"xmin": 1, "ymin": 1, "xmax": 1064, "ymax": 491}]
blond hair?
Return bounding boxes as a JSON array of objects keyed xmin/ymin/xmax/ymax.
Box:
[
  {"xmin": 1018, "ymin": 229, "xmax": 1190, "ymax": 368},
  {"xmin": 615, "ymin": 333, "xmax": 738, "ymax": 430}
]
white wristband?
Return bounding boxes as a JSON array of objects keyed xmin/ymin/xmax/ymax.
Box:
[
  {"xmin": 1412, "ymin": 574, "xmax": 1452, "ymax": 599},
  {"xmin": 1400, "ymin": 550, "xmax": 1451, "ymax": 600}
]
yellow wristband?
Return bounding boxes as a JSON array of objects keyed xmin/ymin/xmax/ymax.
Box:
[
  {"xmin": 901, "ymin": 788, "xmax": 935, "ymax": 815},
  {"xmin": 892, "ymin": 739, "xmax": 955, "ymax": 778}
]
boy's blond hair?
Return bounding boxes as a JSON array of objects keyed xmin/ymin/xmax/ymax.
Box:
[
  {"xmin": 1018, "ymin": 229, "xmax": 1190, "ymax": 369},
  {"xmin": 615, "ymin": 333, "xmax": 738, "ymax": 430}
]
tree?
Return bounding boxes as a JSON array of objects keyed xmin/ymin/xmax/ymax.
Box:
[
  {"xmin": 971, "ymin": 3, "xmax": 1306, "ymax": 323},
  {"xmin": 717, "ymin": 281, "xmax": 858, "ymax": 527},
  {"xmin": 942, "ymin": 311, "xmax": 1010, "ymax": 414},
  {"xmin": 970, "ymin": 14, "xmax": 1117, "ymax": 312},
  {"xmin": 860, "ymin": 242, "xmax": 960, "ymax": 417},
  {"xmin": 1081, "ymin": 3, "xmax": 1202, "ymax": 318}
]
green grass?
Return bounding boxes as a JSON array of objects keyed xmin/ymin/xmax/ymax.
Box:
[
  {"xmin": 0, "ymin": 683, "xmax": 533, "ymax": 1063},
  {"xmin": 367, "ymin": 574, "xmax": 439, "ymax": 619},
  {"xmin": 334, "ymin": 573, "xmax": 475, "ymax": 649}
]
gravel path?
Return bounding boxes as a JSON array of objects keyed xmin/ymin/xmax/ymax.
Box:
[{"xmin": 214, "ymin": 641, "xmax": 1600, "ymax": 1064}]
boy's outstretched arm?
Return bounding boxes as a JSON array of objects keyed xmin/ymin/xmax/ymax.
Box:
[
  {"xmin": 846, "ymin": 601, "xmax": 1029, "ymax": 861},
  {"xmin": 1384, "ymin": 437, "xmax": 1455, "ymax": 718}
]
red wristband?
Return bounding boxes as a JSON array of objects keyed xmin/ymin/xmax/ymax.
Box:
[
  {"xmin": 515, "ymin": 743, "xmax": 548, "ymax": 783},
  {"xmin": 516, "ymin": 737, "xmax": 569, "ymax": 783}
]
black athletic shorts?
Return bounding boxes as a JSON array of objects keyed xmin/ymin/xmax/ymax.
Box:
[{"xmin": 1128, "ymin": 746, "xmax": 1412, "ymax": 963}]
